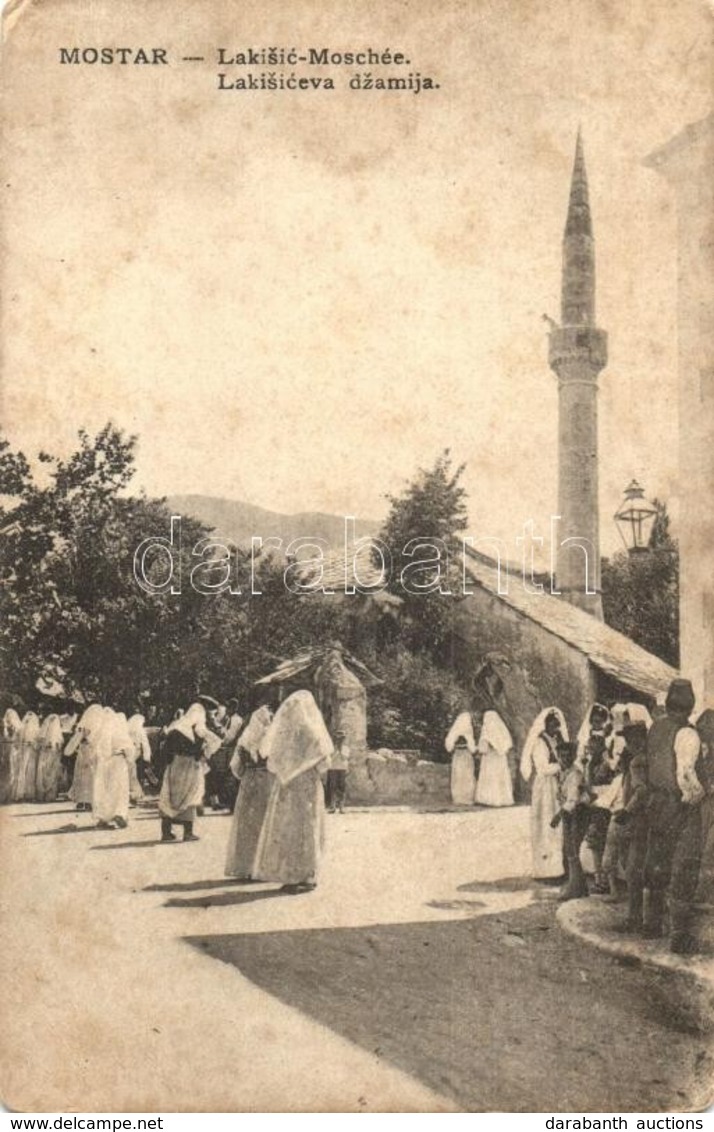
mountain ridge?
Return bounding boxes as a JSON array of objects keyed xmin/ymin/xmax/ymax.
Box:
[{"xmin": 167, "ymin": 493, "xmax": 379, "ymax": 550}]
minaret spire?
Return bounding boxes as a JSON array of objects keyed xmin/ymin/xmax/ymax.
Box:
[
  {"xmin": 561, "ymin": 129, "xmax": 596, "ymax": 326},
  {"xmin": 548, "ymin": 130, "xmax": 608, "ymax": 619},
  {"xmin": 565, "ymin": 127, "xmax": 592, "ymax": 238}
]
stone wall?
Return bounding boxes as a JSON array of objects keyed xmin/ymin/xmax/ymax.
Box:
[
  {"xmin": 346, "ymin": 750, "xmax": 451, "ymax": 807},
  {"xmin": 452, "ymin": 586, "xmax": 597, "ymax": 753}
]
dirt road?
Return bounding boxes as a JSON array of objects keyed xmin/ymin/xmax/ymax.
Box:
[{"xmin": 0, "ymin": 802, "xmax": 711, "ymax": 1112}]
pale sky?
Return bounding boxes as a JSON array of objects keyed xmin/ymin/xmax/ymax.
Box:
[{"xmin": 1, "ymin": 0, "xmax": 712, "ymax": 557}]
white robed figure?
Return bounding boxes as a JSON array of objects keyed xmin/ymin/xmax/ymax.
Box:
[
  {"xmin": 93, "ymin": 709, "xmax": 135, "ymax": 829},
  {"xmin": 36, "ymin": 714, "xmax": 65, "ymax": 802},
  {"xmin": 93, "ymin": 709, "xmax": 134, "ymax": 827},
  {"xmin": 521, "ymin": 707, "xmax": 568, "ymax": 879},
  {"xmin": 445, "ymin": 712, "xmax": 477, "ymax": 804},
  {"xmin": 475, "ymin": 710, "xmax": 515, "ymax": 807},
  {"xmin": 253, "ymin": 690, "xmax": 333, "ymax": 892},
  {"xmin": 609, "ymin": 702, "xmax": 652, "ymax": 734},
  {"xmin": 16, "ymin": 712, "xmax": 41, "ymax": 802},
  {"xmin": 67, "ymin": 704, "xmax": 104, "ymax": 810},
  {"xmin": 127, "ymin": 714, "xmax": 151, "ymax": 803},
  {"xmin": 1, "ymin": 708, "xmax": 23, "ymax": 803},
  {"xmin": 225, "ymin": 705, "xmax": 274, "ymax": 880},
  {"xmin": 159, "ymin": 701, "xmax": 222, "ymax": 841}
]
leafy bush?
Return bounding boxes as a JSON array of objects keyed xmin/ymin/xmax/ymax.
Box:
[{"xmin": 368, "ymin": 649, "xmax": 466, "ymax": 757}]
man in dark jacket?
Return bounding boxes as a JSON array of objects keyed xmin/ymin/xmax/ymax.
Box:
[{"xmin": 642, "ymin": 678, "xmax": 703, "ymax": 942}]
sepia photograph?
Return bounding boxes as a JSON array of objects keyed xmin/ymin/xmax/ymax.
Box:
[{"xmin": 0, "ymin": 0, "xmax": 713, "ymax": 1116}]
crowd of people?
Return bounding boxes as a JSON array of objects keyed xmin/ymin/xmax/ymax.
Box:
[
  {"xmin": 518, "ymin": 677, "xmax": 714, "ymax": 955},
  {"xmin": 2, "ymin": 674, "xmax": 713, "ymax": 938},
  {"xmin": 0, "ymin": 688, "xmax": 338, "ymax": 895}
]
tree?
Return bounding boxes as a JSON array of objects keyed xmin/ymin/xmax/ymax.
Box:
[
  {"xmin": 367, "ymin": 649, "xmax": 466, "ymax": 754},
  {"xmin": 601, "ymin": 501, "xmax": 679, "ymax": 667},
  {"xmin": 0, "ymin": 424, "xmax": 355, "ymax": 714},
  {"xmin": 0, "ymin": 425, "xmax": 252, "ymax": 711},
  {"xmin": 378, "ymin": 449, "xmax": 469, "ymax": 657}
]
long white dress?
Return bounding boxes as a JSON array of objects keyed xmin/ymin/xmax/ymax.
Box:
[
  {"xmin": 68, "ymin": 704, "xmax": 105, "ymax": 806},
  {"xmin": 225, "ymin": 706, "xmax": 274, "ymax": 879},
  {"xmin": 16, "ymin": 713, "xmax": 41, "ymax": 802},
  {"xmin": 445, "ymin": 712, "xmax": 477, "ymax": 804},
  {"xmin": 252, "ymin": 691, "xmax": 332, "ymax": 887},
  {"xmin": 36, "ymin": 714, "xmax": 65, "ymax": 802},
  {"xmin": 1, "ymin": 708, "xmax": 23, "ymax": 803},
  {"xmin": 93, "ymin": 710, "xmax": 134, "ymax": 825},
  {"xmin": 475, "ymin": 710, "xmax": 514, "ymax": 807}
]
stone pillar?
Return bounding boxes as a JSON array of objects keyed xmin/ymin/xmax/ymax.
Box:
[{"xmin": 549, "ymin": 132, "xmax": 607, "ymax": 619}]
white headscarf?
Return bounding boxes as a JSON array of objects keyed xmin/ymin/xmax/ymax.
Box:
[
  {"xmin": 477, "ymin": 710, "xmax": 513, "ymax": 756},
  {"xmin": 610, "ymin": 702, "xmax": 653, "ymax": 732},
  {"xmin": 520, "ymin": 707, "xmax": 569, "ymax": 781},
  {"xmin": 445, "ymin": 711, "xmax": 477, "ymax": 754},
  {"xmin": 238, "ymin": 705, "xmax": 273, "ymax": 762},
  {"xmin": 92, "ymin": 707, "xmax": 117, "ymax": 761},
  {"xmin": 260, "ymin": 690, "xmax": 333, "ymax": 786},
  {"xmin": 166, "ymin": 702, "xmax": 222, "ymax": 758},
  {"xmin": 575, "ymin": 703, "xmax": 612, "ymax": 764},
  {"xmin": 166, "ymin": 702, "xmax": 207, "ymax": 741},
  {"xmin": 110, "ymin": 711, "xmax": 135, "ymax": 760},
  {"xmin": 3, "ymin": 708, "xmax": 22, "ymax": 739},
  {"xmin": 20, "ymin": 711, "xmax": 41, "ymax": 744},
  {"xmin": 64, "ymin": 703, "xmax": 104, "ymax": 756},
  {"xmin": 39, "ymin": 714, "xmax": 63, "ymax": 748}
]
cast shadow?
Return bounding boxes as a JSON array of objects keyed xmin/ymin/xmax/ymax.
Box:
[
  {"xmin": 144, "ymin": 878, "xmax": 250, "ymax": 893},
  {"xmin": 424, "ymin": 898, "xmax": 487, "ymax": 913},
  {"xmin": 457, "ymin": 876, "xmax": 535, "ymax": 894},
  {"xmin": 166, "ymin": 887, "xmax": 286, "ymax": 909},
  {"xmin": 23, "ymin": 824, "xmax": 99, "ymax": 836},
  {"xmin": 184, "ymin": 903, "xmax": 696, "ymax": 1113},
  {"xmin": 89, "ymin": 838, "xmax": 174, "ymax": 850},
  {"xmin": 12, "ymin": 808, "xmax": 79, "ymax": 818}
]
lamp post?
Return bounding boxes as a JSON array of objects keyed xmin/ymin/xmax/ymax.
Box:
[{"xmin": 614, "ymin": 480, "xmax": 659, "ymax": 554}]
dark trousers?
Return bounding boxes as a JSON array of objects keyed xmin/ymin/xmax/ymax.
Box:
[
  {"xmin": 623, "ymin": 813, "xmax": 649, "ymax": 928},
  {"xmin": 669, "ymin": 806, "xmax": 703, "ymax": 937},
  {"xmin": 204, "ymin": 747, "xmax": 233, "ymax": 806},
  {"xmin": 326, "ymin": 769, "xmax": 347, "ymax": 810},
  {"xmin": 561, "ymin": 806, "xmax": 590, "ymax": 898},
  {"xmin": 643, "ymin": 790, "xmax": 688, "ymax": 930},
  {"xmin": 584, "ymin": 807, "xmax": 612, "ymax": 872},
  {"xmin": 161, "ymin": 816, "xmax": 194, "ymax": 840}
]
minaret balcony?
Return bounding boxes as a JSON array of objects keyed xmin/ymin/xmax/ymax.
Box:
[{"xmin": 549, "ymin": 325, "xmax": 608, "ymax": 376}]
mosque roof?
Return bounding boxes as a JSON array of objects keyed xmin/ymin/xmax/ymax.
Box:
[{"xmin": 294, "ymin": 543, "xmax": 678, "ymax": 699}]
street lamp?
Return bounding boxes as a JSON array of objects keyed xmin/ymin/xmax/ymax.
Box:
[{"xmin": 614, "ymin": 480, "xmax": 659, "ymax": 554}]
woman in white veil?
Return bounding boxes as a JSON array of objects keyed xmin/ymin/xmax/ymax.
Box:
[
  {"xmin": 475, "ymin": 710, "xmax": 514, "ymax": 807},
  {"xmin": 159, "ymin": 700, "xmax": 222, "ymax": 841},
  {"xmin": 1, "ymin": 707, "xmax": 24, "ymax": 803},
  {"xmin": 445, "ymin": 712, "xmax": 477, "ymax": 805},
  {"xmin": 93, "ymin": 709, "xmax": 135, "ymax": 829},
  {"xmin": 67, "ymin": 704, "xmax": 104, "ymax": 811},
  {"xmin": 610, "ymin": 702, "xmax": 652, "ymax": 733},
  {"xmin": 36, "ymin": 714, "xmax": 65, "ymax": 802},
  {"xmin": 253, "ymin": 691, "xmax": 333, "ymax": 893},
  {"xmin": 521, "ymin": 707, "xmax": 568, "ymax": 880},
  {"xmin": 225, "ymin": 704, "xmax": 274, "ymax": 880}
]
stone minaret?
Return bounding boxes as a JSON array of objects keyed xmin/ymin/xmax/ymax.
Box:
[{"xmin": 549, "ymin": 130, "xmax": 607, "ymax": 619}]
